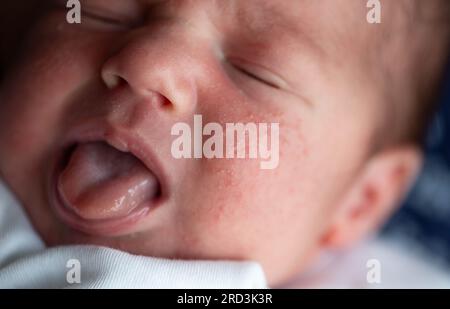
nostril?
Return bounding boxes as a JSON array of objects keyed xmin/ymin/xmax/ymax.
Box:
[
  {"xmin": 102, "ymin": 71, "xmax": 126, "ymax": 90},
  {"xmin": 158, "ymin": 94, "xmax": 173, "ymax": 109},
  {"xmin": 141, "ymin": 90, "xmax": 173, "ymax": 110}
]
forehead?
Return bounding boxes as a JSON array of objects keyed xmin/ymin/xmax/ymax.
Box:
[
  {"xmin": 138, "ymin": 0, "xmax": 327, "ymax": 34},
  {"xmin": 213, "ymin": 0, "xmax": 301, "ymax": 34}
]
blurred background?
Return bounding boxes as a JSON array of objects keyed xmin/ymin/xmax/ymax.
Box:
[{"xmin": 382, "ymin": 63, "xmax": 450, "ymax": 270}]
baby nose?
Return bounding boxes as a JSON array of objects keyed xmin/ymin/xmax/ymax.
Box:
[{"xmin": 101, "ymin": 31, "xmax": 200, "ymax": 116}]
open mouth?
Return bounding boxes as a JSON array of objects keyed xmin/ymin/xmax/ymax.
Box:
[{"xmin": 51, "ymin": 140, "xmax": 162, "ymax": 236}]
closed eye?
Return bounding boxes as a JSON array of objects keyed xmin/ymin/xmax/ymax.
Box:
[
  {"xmin": 234, "ymin": 66, "xmax": 280, "ymax": 89},
  {"xmin": 52, "ymin": 0, "xmax": 144, "ymax": 29},
  {"xmin": 81, "ymin": 10, "xmax": 124, "ymax": 26},
  {"xmin": 228, "ymin": 58, "xmax": 287, "ymax": 90},
  {"xmin": 81, "ymin": 6, "xmax": 142, "ymax": 29}
]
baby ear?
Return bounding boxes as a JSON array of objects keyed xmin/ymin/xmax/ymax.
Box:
[{"xmin": 321, "ymin": 145, "xmax": 423, "ymax": 249}]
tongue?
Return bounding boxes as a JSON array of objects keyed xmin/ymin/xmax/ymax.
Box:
[{"xmin": 58, "ymin": 142, "xmax": 159, "ymax": 220}]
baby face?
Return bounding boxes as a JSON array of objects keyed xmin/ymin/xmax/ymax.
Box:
[{"xmin": 0, "ymin": 0, "xmax": 391, "ymax": 285}]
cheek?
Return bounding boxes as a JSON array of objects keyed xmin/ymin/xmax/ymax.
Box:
[{"xmin": 174, "ymin": 111, "xmax": 321, "ymax": 256}]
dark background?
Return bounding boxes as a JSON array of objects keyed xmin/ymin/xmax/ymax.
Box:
[{"xmin": 383, "ymin": 62, "xmax": 450, "ymax": 268}]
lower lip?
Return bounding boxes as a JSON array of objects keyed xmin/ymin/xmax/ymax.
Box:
[{"xmin": 49, "ymin": 147, "xmax": 158, "ymax": 237}]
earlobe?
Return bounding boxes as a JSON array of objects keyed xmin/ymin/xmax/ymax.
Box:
[{"xmin": 321, "ymin": 145, "xmax": 423, "ymax": 249}]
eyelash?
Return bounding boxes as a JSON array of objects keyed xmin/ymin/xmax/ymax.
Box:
[
  {"xmin": 232, "ymin": 65, "xmax": 281, "ymax": 89},
  {"xmin": 82, "ymin": 10, "xmax": 124, "ymax": 26},
  {"xmin": 228, "ymin": 58, "xmax": 286, "ymax": 91},
  {"xmin": 82, "ymin": 8, "xmax": 142, "ymax": 30},
  {"xmin": 50, "ymin": 0, "xmax": 139, "ymax": 29}
]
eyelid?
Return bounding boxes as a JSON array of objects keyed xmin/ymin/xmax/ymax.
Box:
[
  {"xmin": 228, "ymin": 57, "xmax": 288, "ymax": 90},
  {"xmin": 82, "ymin": 10, "xmax": 123, "ymax": 26},
  {"xmin": 48, "ymin": 0, "xmax": 140, "ymax": 27},
  {"xmin": 81, "ymin": 3, "xmax": 144, "ymax": 28}
]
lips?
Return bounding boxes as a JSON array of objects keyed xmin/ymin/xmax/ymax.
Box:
[{"xmin": 50, "ymin": 125, "xmax": 165, "ymax": 236}]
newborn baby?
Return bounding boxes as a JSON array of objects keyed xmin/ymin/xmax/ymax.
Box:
[{"xmin": 0, "ymin": 0, "xmax": 449, "ymax": 287}]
